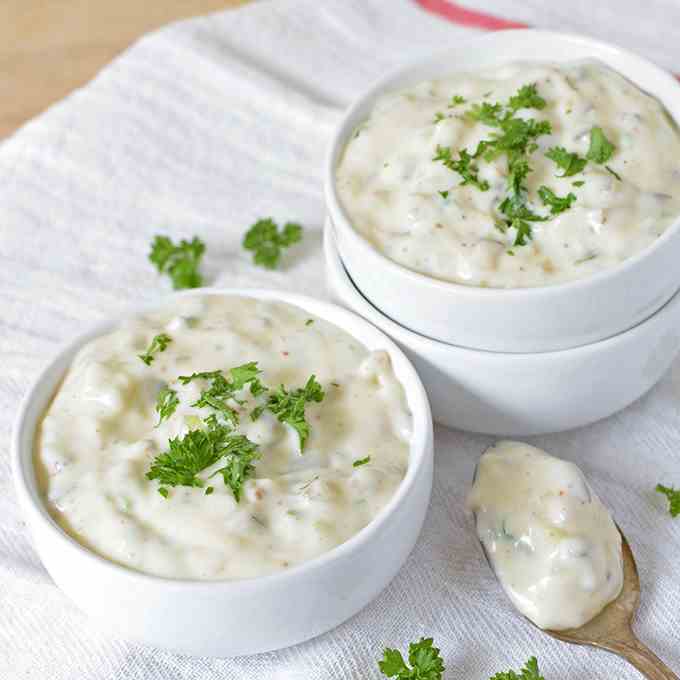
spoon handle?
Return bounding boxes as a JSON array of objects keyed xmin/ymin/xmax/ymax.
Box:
[{"xmin": 616, "ymin": 638, "xmax": 678, "ymax": 680}]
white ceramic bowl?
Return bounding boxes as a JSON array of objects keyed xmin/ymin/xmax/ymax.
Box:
[
  {"xmin": 325, "ymin": 30, "xmax": 680, "ymax": 353},
  {"xmin": 12, "ymin": 289, "xmax": 433, "ymax": 657},
  {"xmin": 325, "ymin": 225, "xmax": 680, "ymax": 435}
]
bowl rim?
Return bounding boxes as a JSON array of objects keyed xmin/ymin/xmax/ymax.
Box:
[
  {"xmin": 324, "ymin": 28, "xmax": 680, "ymax": 299},
  {"xmin": 12, "ymin": 287, "xmax": 433, "ymax": 591},
  {"xmin": 324, "ymin": 222, "xmax": 680, "ymax": 360}
]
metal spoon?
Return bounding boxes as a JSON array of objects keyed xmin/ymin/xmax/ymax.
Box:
[{"xmin": 473, "ymin": 502, "xmax": 678, "ymax": 679}]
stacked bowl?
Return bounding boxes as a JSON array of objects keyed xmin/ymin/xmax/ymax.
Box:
[{"xmin": 324, "ymin": 30, "xmax": 680, "ymax": 435}]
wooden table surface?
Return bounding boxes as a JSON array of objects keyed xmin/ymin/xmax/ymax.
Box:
[{"xmin": 0, "ymin": 0, "xmax": 248, "ymax": 138}]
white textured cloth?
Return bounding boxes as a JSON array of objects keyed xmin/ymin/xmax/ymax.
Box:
[{"xmin": 2, "ymin": 1, "xmax": 680, "ymax": 677}]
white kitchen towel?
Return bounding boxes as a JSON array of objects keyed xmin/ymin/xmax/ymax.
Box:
[{"xmin": 2, "ymin": 1, "xmax": 680, "ymax": 678}]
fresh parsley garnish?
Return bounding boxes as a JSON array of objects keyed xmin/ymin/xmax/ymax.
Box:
[
  {"xmin": 138, "ymin": 333, "xmax": 172, "ymax": 366},
  {"xmin": 506, "ymin": 156, "xmax": 530, "ymax": 200},
  {"xmin": 572, "ymin": 180, "xmax": 585, "ymax": 187},
  {"xmin": 436, "ymin": 85, "xmax": 557, "ymax": 247},
  {"xmin": 438, "ymin": 190, "xmax": 449, "ymax": 199},
  {"xmin": 433, "ymin": 146, "xmax": 489, "ymax": 191},
  {"xmin": 586, "ymin": 126, "xmax": 615, "ymax": 164},
  {"xmin": 448, "ymin": 94, "xmax": 466, "ymax": 107},
  {"xmin": 491, "ymin": 656, "xmax": 545, "ymax": 680},
  {"xmin": 149, "ymin": 236, "xmax": 205, "ymax": 290},
  {"xmin": 146, "ymin": 422, "xmax": 260, "ymax": 502},
  {"xmin": 243, "ymin": 218, "xmax": 303, "ymax": 269},
  {"xmin": 507, "ymin": 83, "xmax": 546, "ymax": 113},
  {"xmin": 656, "ymin": 484, "xmax": 680, "ymax": 518},
  {"xmin": 155, "ymin": 386, "xmax": 179, "ymax": 425},
  {"xmin": 545, "ymin": 146, "xmax": 587, "ymax": 177},
  {"xmin": 250, "ymin": 404, "xmax": 266, "ymax": 421},
  {"xmin": 179, "ymin": 362, "xmax": 266, "ymax": 427},
  {"xmin": 605, "ymin": 165, "xmax": 622, "ymax": 181},
  {"xmin": 267, "ymin": 375, "xmax": 325, "ymax": 451},
  {"xmin": 479, "ymin": 117, "xmax": 552, "ymax": 161},
  {"xmin": 229, "ymin": 362, "xmax": 268, "ymax": 396},
  {"xmin": 497, "ymin": 193, "xmax": 547, "ymax": 247},
  {"xmin": 538, "ymin": 186, "xmax": 577, "ymax": 215},
  {"xmin": 210, "ymin": 433, "xmax": 260, "ymax": 502},
  {"xmin": 433, "ymin": 112, "xmax": 446, "ymax": 124},
  {"xmin": 511, "ymin": 221, "xmax": 531, "ymax": 246},
  {"xmin": 379, "ymin": 638, "xmax": 444, "ymax": 680},
  {"xmin": 466, "ymin": 101, "xmax": 504, "ymax": 127},
  {"xmin": 178, "ymin": 369, "xmax": 222, "ymax": 384},
  {"xmin": 146, "ymin": 360, "xmax": 335, "ymax": 501},
  {"xmin": 147, "ymin": 427, "xmax": 224, "ymax": 490},
  {"xmin": 353, "ymin": 456, "xmax": 371, "ymax": 467}
]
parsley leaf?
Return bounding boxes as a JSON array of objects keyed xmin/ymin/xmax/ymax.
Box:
[
  {"xmin": 586, "ymin": 126, "xmax": 615, "ymax": 164},
  {"xmin": 498, "ymin": 196, "xmax": 546, "ymax": 225},
  {"xmin": 538, "ymin": 186, "xmax": 577, "ymax": 215},
  {"xmin": 433, "ymin": 112, "xmax": 446, "ymax": 123},
  {"xmin": 379, "ymin": 638, "xmax": 444, "ymax": 680},
  {"xmin": 209, "ymin": 432, "xmax": 260, "ymax": 502},
  {"xmin": 466, "ymin": 102, "xmax": 504, "ymax": 127},
  {"xmin": 434, "ymin": 146, "xmax": 489, "ymax": 191},
  {"xmin": 228, "ymin": 362, "xmax": 267, "ymax": 396},
  {"xmin": 491, "ymin": 656, "xmax": 545, "ymax": 680},
  {"xmin": 656, "ymin": 484, "xmax": 680, "ymax": 518},
  {"xmin": 440, "ymin": 84, "xmax": 560, "ymax": 248},
  {"xmin": 179, "ymin": 362, "xmax": 266, "ymax": 427},
  {"xmin": 483, "ymin": 118, "xmax": 551, "ymax": 159},
  {"xmin": 146, "ymin": 423, "xmax": 260, "ymax": 501},
  {"xmin": 507, "ymin": 156, "xmax": 530, "ymax": 198},
  {"xmin": 353, "ymin": 456, "xmax": 371, "ymax": 467},
  {"xmin": 138, "ymin": 333, "xmax": 172, "ymax": 366},
  {"xmin": 243, "ymin": 218, "xmax": 303, "ymax": 269},
  {"xmin": 448, "ymin": 94, "xmax": 466, "ymax": 107},
  {"xmin": 155, "ymin": 386, "xmax": 179, "ymax": 425},
  {"xmin": 507, "ymin": 83, "xmax": 546, "ymax": 113},
  {"xmin": 511, "ymin": 220, "xmax": 533, "ymax": 247},
  {"xmin": 250, "ymin": 404, "xmax": 266, "ymax": 421},
  {"xmin": 498, "ymin": 192, "xmax": 547, "ymax": 247},
  {"xmin": 545, "ymin": 146, "xmax": 587, "ymax": 177},
  {"xmin": 379, "ymin": 649, "xmax": 409, "ymax": 677},
  {"xmin": 149, "ymin": 236, "xmax": 205, "ymax": 290},
  {"xmin": 267, "ymin": 375, "xmax": 325, "ymax": 451},
  {"xmin": 147, "ymin": 428, "xmax": 222, "ymax": 490},
  {"xmin": 178, "ymin": 369, "xmax": 223, "ymax": 384}
]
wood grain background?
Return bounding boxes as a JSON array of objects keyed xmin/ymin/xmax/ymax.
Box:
[{"xmin": 0, "ymin": 0, "xmax": 248, "ymax": 138}]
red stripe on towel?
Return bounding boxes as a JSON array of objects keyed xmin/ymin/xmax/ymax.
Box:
[
  {"xmin": 415, "ymin": 0, "xmax": 527, "ymax": 30},
  {"xmin": 415, "ymin": 0, "xmax": 680, "ymax": 80}
]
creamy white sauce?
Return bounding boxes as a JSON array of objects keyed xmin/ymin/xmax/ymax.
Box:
[
  {"xmin": 467, "ymin": 441, "xmax": 623, "ymax": 630},
  {"xmin": 336, "ymin": 61, "xmax": 680, "ymax": 288},
  {"xmin": 35, "ymin": 295, "xmax": 412, "ymax": 580}
]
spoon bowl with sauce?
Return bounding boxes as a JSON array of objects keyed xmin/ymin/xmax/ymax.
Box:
[
  {"xmin": 543, "ymin": 532, "xmax": 677, "ymax": 680},
  {"xmin": 469, "ymin": 441, "xmax": 678, "ymax": 680}
]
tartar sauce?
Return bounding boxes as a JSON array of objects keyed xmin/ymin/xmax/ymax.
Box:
[
  {"xmin": 35, "ymin": 295, "xmax": 412, "ymax": 580},
  {"xmin": 467, "ymin": 441, "xmax": 623, "ymax": 630},
  {"xmin": 336, "ymin": 61, "xmax": 680, "ymax": 288}
]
